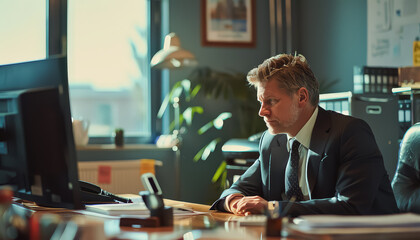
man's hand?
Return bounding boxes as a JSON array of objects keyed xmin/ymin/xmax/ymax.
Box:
[{"xmin": 229, "ymin": 195, "xmax": 268, "ymax": 216}]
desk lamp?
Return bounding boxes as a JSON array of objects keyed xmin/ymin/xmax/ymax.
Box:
[
  {"xmin": 151, "ymin": 32, "xmax": 197, "ymax": 69},
  {"xmin": 151, "ymin": 32, "xmax": 197, "ymax": 148},
  {"xmin": 151, "ymin": 32, "xmax": 197, "ymax": 198}
]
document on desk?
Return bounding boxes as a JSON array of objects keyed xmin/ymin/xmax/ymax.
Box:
[
  {"xmin": 85, "ymin": 202, "xmax": 201, "ymax": 217},
  {"xmin": 85, "ymin": 202, "xmax": 149, "ymax": 216},
  {"xmin": 293, "ymin": 213, "xmax": 420, "ymax": 229},
  {"xmin": 286, "ymin": 213, "xmax": 420, "ymax": 239}
]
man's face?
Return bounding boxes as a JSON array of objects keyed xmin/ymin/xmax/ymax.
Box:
[{"xmin": 257, "ymin": 79, "xmax": 301, "ymax": 135}]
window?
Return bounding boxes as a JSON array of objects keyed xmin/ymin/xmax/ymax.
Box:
[
  {"xmin": 0, "ymin": 0, "xmax": 46, "ymax": 65},
  {"xmin": 67, "ymin": 0, "xmax": 151, "ymax": 142},
  {"xmin": 0, "ymin": 0, "xmax": 160, "ymax": 143}
]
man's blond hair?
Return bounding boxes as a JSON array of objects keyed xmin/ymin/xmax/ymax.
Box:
[{"xmin": 247, "ymin": 53, "xmax": 319, "ymax": 105}]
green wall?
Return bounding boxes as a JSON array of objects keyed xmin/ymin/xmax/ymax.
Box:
[
  {"xmin": 296, "ymin": 0, "xmax": 367, "ymax": 93},
  {"xmin": 168, "ymin": 0, "xmax": 271, "ymax": 74},
  {"xmin": 167, "ymin": 0, "xmax": 271, "ymax": 204}
]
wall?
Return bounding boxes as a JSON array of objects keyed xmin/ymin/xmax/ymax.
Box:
[
  {"xmin": 167, "ymin": 0, "xmax": 367, "ymax": 204},
  {"xmin": 296, "ymin": 0, "xmax": 367, "ymax": 93},
  {"xmin": 168, "ymin": 0, "xmax": 271, "ymax": 204},
  {"xmin": 168, "ymin": 0, "xmax": 271, "ymax": 74}
]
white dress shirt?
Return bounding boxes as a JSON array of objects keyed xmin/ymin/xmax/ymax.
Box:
[
  {"xmin": 286, "ymin": 107, "xmax": 318, "ymax": 200},
  {"xmin": 225, "ymin": 107, "xmax": 319, "ymax": 210}
]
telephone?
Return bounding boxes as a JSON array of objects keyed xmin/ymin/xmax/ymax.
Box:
[{"xmin": 78, "ymin": 180, "xmax": 132, "ymax": 204}]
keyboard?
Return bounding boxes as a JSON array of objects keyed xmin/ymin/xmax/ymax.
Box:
[{"xmin": 235, "ymin": 215, "xmax": 267, "ymax": 226}]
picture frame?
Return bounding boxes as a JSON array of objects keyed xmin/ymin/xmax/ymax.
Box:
[{"xmin": 201, "ymin": 0, "xmax": 256, "ymax": 47}]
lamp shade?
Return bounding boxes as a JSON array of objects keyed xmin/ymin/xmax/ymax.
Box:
[{"xmin": 151, "ymin": 33, "xmax": 197, "ymax": 69}]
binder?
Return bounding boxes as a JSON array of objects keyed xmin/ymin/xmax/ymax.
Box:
[
  {"xmin": 398, "ymin": 95, "xmax": 412, "ymax": 139},
  {"xmin": 353, "ymin": 66, "xmax": 364, "ymax": 94},
  {"xmin": 353, "ymin": 66, "xmax": 398, "ymax": 94}
]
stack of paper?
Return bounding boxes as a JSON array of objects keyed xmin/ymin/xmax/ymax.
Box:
[
  {"xmin": 286, "ymin": 213, "xmax": 420, "ymax": 240},
  {"xmin": 85, "ymin": 203, "xmax": 149, "ymax": 216},
  {"xmin": 84, "ymin": 202, "xmax": 199, "ymax": 217}
]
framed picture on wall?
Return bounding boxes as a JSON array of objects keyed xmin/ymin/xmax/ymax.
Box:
[{"xmin": 201, "ymin": 0, "xmax": 256, "ymax": 47}]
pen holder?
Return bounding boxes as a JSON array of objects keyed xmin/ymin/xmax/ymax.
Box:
[
  {"xmin": 139, "ymin": 191, "xmax": 173, "ymax": 227},
  {"xmin": 150, "ymin": 206, "xmax": 173, "ymax": 227},
  {"xmin": 266, "ymin": 217, "xmax": 283, "ymax": 237},
  {"xmin": 265, "ymin": 201, "xmax": 283, "ymax": 237}
]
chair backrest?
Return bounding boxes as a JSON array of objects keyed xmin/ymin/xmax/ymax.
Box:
[{"xmin": 392, "ymin": 123, "xmax": 420, "ymax": 212}]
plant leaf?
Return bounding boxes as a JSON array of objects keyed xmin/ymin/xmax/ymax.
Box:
[
  {"xmin": 198, "ymin": 121, "xmax": 214, "ymax": 135},
  {"xmin": 171, "ymin": 86, "xmax": 183, "ymax": 99},
  {"xmin": 220, "ymin": 169, "xmax": 227, "ymax": 189},
  {"xmin": 213, "ymin": 112, "xmax": 232, "ymax": 129},
  {"xmin": 182, "ymin": 106, "xmax": 203, "ymax": 126},
  {"xmin": 183, "ymin": 107, "xmax": 193, "ymax": 125},
  {"xmin": 158, "ymin": 80, "xmax": 185, "ymax": 118},
  {"xmin": 216, "ymin": 112, "xmax": 232, "ymax": 120},
  {"xmin": 193, "ymin": 147, "xmax": 205, "ymax": 162},
  {"xmin": 181, "ymin": 79, "xmax": 191, "ymax": 100},
  {"xmin": 212, "ymin": 161, "xmax": 227, "ymax": 183},
  {"xmin": 157, "ymin": 93, "xmax": 171, "ymax": 118},
  {"xmin": 169, "ymin": 114, "xmax": 185, "ymax": 132},
  {"xmin": 191, "ymin": 84, "xmax": 201, "ymax": 98},
  {"xmin": 200, "ymin": 138, "xmax": 221, "ymax": 160}
]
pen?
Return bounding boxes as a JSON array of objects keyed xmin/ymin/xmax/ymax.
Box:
[{"xmin": 280, "ymin": 196, "xmax": 296, "ymax": 217}]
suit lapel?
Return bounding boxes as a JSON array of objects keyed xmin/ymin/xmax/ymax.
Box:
[
  {"xmin": 307, "ymin": 108, "xmax": 331, "ymax": 194},
  {"xmin": 268, "ymin": 134, "xmax": 289, "ymax": 200}
]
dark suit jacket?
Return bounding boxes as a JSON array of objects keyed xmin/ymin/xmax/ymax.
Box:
[{"xmin": 211, "ymin": 107, "xmax": 399, "ymax": 215}]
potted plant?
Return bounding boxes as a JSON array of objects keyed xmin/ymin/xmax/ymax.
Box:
[{"xmin": 157, "ymin": 67, "xmax": 266, "ymax": 191}]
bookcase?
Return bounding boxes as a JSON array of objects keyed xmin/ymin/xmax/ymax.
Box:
[{"xmin": 353, "ymin": 66, "xmax": 399, "ymax": 94}]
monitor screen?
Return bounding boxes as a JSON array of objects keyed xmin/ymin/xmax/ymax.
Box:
[{"xmin": 0, "ymin": 56, "xmax": 83, "ymax": 209}]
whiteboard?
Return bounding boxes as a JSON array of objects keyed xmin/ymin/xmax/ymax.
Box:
[{"xmin": 367, "ymin": 0, "xmax": 420, "ymax": 67}]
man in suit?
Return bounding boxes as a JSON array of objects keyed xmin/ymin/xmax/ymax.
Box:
[{"xmin": 210, "ymin": 54, "xmax": 399, "ymax": 216}]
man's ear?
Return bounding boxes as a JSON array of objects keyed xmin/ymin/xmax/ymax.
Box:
[{"xmin": 297, "ymin": 87, "xmax": 309, "ymax": 105}]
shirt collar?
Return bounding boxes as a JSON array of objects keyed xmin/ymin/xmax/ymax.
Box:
[{"xmin": 287, "ymin": 107, "xmax": 319, "ymax": 151}]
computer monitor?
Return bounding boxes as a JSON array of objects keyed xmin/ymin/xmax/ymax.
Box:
[{"xmin": 0, "ymin": 56, "xmax": 83, "ymax": 209}]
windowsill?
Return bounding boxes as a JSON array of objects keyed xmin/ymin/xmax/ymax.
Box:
[
  {"xmin": 75, "ymin": 144, "xmax": 175, "ymax": 162},
  {"xmin": 76, "ymin": 144, "xmax": 171, "ymax": 151}
]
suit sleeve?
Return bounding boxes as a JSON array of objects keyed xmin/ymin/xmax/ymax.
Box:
[{"xmin": 210, "ymin": 132, "xmax": 268, "ymax": 211}]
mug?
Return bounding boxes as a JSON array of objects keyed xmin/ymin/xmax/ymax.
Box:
[{"xmin": 72, "ymin": 118, "xmax": 90, "ymax": 146}]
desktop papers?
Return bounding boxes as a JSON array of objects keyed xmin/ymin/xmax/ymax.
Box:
[
  {"xmin": 286, "ymin": 213, "xmax": 420, "ymax": 240},
  {"xmin": 85, "ymin": 202, "xmax": 199, "ymax": 217},
  {"xmin": 293, "ymin": 213, "xmax": 420, "ymax": 229},
  {"xmin": 85, "ymin": 203, "xmax": 149, "ymax": 216}
]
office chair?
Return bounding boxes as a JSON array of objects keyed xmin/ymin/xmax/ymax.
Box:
[{"xmin": 392, "ymin": 122, "xmax": 420, "ymax": 213}]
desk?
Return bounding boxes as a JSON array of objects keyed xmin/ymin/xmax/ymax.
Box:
[
  {"xmin": 14, "ymin": 199, "xmax": 420, "ymax": 240},
  {"xmin": 117, "ymin": 199, "xmax": 271, "ymax": 239},
  {"xmin": 14, "ymin": 199, "xmax": 283, "ymax": 240}
]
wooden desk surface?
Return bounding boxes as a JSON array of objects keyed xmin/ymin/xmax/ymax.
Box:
[
  {"xmin": 115, "ymin": 199, "xmax": 283, "ymax": 240},
  {"xmin": 17, "ymin": 199, "xmax": 420, "ymax": 240},
  {"xmin": 14, "ymin": 198, "xmax": 287, "ymax": 240}
]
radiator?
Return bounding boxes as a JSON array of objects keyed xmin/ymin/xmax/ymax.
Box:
[{"xmin": 78, "ymin": 159, "xmax": 161, "ymax": 194}]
